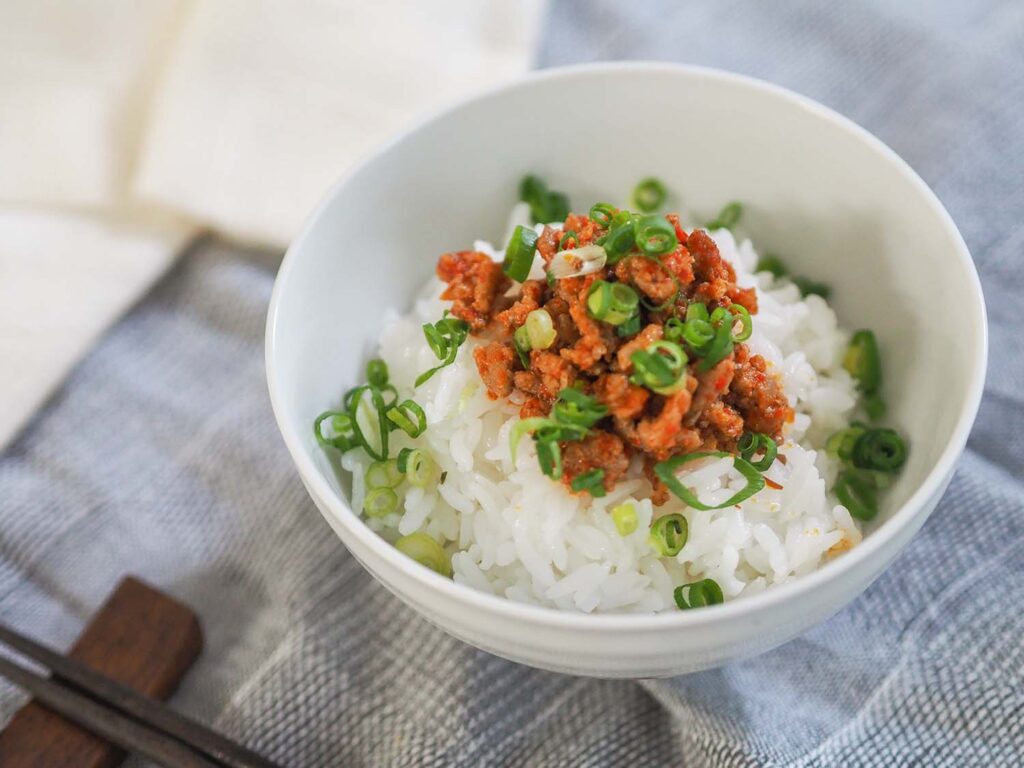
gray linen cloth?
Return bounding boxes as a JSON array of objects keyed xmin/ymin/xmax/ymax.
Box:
[{"xmin": 2, "ymin": 1, "xmax": 1022, "ymax": 765}]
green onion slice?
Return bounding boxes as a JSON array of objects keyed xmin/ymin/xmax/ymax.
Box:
[
  {"xmin": 632, "ymin": 177, "xmax": 668, "ymax": 212},
  {"xmin": 634, "ymin": 215, "xmax": 678, "ymax": 256},
  {"xmin": 728, "ymin": 304, "xmax": 753, "ymax": 342},
  {"xmin": 364, "ymin": 486, "xmax": 399, "ymax": 518},
  {"xmin": 616, "ymin": 313, "xmax": 642, "ymax": 337},
  {"xmin": 535, "ymin": 438, "xmax": 563, "ymax": 479},
  {"xmin": 552, "ymin": 387, "xmax": 607, "ymax": 429},
  {"xmin": 503, "ymin": 224, "xmax": 539, "ymax": 283},
  {"xmin": 386, "ymin": 399, "xmax": 426, "ymax": 438},
  {"xmin": 559, "ymin": 230, "xmax": 578, "ymax": 249},
  {"xmin": 602, "ymin": 211, "xmax": 637, "ymax": 263},
  {"xmin": 416, "ymin": 312, "xmax": 470, "ymax": 387},
  {"xmin": 589, "ymin": 203, "xmax": 616, "ymax": 227},
  {"xmin": 825, "ymin": 425, "xmax": 867, "ymax": 462},
  {"xmin": 705, "ymin": 202, "xmax": 743, "ymax": 232},
  {"xmin": 696, "ymin": 321, "xmax": 734, "ymax": 372},
  {"xmin": 366, "ymin": 358, "xmax": 389, "ymax": 388},
  {"xmin": 570, "ymin": 469, "xmax": 606, "ymax": 497},
  {"xmin": 851, "ymin": 428, "xmax": 907, "ymax": 473},
  {"xmin": 834, "ymin": 470, "xmax": 878, "ymax": 521},
  {"xmin": 864, "ymin": 394, "xmax": 887, "ymax": 422},
  {"xmin": 737, "ymin": 432, "xmax": 778, "ymax": 472},
  {"xmin": 674, "ymin": 578, "xmax": 724, "ymax": 609},
  {"xmin": 346, "ymin": 384, "xmax": 389, "ymax": 461},
  {"xmin": 366, "ymin": 459, "xmax": 403, "ymax": 490},
  {"xmin": 397, "ymin": 447, "xmax": 438, "ymax": 487},
  {"xmin": 612, "ymin": 503, "xmax": 638, "ymax": 536},
  {"xmin": 394, "ymin": 532, "xmax": 452, "ymax": 577},
  {"xmin": 525, "ymin": 309, "xmax": 556, "ymax": 350},
  {"xmin": 843, "ymin": 330, "xmax": 882, "ymax": 395},
  {"xmin": 654, "ymin": 452, "xmax": 766, "ymax": 510},
  {"xmin": 513, "ymin": 325, "xmax": 531, "ymax": 368},
  {"xmin": 649, "ymin": 513, "xmax": 688, "ymax": 556},
  {"xmin": 587, "ymin": 280, "xmax": 639, "ymax": 326},
  {"xmin": 314, "ymin": 410, "xmax": 357, "ymax": 451}
]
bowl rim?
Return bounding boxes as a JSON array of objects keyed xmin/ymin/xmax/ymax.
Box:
[{"xmin": 266, "ymin": 61, "xmax": 988, "ymax": 631}]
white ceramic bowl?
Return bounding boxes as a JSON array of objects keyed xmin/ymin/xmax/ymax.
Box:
[{"xmin": 266, "ymin": 63, "xmax": 986, "ymax": 678}]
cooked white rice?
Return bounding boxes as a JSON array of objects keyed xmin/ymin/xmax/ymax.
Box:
[{"xmin": 341, "ymin": 212, "xmax": 862, "ymax": 613}]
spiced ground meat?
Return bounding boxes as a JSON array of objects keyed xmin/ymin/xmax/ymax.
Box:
[{"xmin": 435, "ymin": 209, "xmax": 794, "ymax": 502}]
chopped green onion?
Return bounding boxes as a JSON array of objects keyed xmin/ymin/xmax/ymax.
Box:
[
  {"xmin": 416, "ymin": 312, "xmax": 470, "ymax": 387},
  {"xmin": 397, "ymin": 447, "xmax": 438, "ymax": 487},
  {"xmin": 792, "ymin": 276, "xmax": 832, "ymax": 299},
  {"xmin": 630, "ymin": 341, "xmax": 688, "ymax": 394},
  {"xmin": 611, "ymin": 504, "xmax": 638, "ymax": 536},
  {"xmin": 524, "ymin": 309, "xmax": 556, "ymax": 350},
  {"xmin": 851, "ymin": 428, "xmax": 907, "ymax": 473},
  {"xmin": 826, "ymin": 425, "xmax": 867, "ymax": 462},
  {"xmin": 682, "ymin": 316, "xmax": 715, "ymax": 350},
  {"xmin": 738, "ymin": 432, "xmax": 778, "ymax": 472},
  {"xmin": 394, "ymin": 532, "xmax": 452, "ymax": 577},
  {"xmin": 385, "ymin": 399, "xmax": 426, "ymax": 438},
  {"xmin": 570, "ymin": 469, "xmax": 606, "ymax": 497},
  {"xmin": 687, "ymin": 303, "xmax": 710, "ymax": 322},
  {"xmin": 634, "ymin": 215, "xmax": 678, "ymax": 256},
  {"xmin": 705, "ymin": 202, "xmax": 742, "ymax": 232},
  {"xmin": 502, "ymin": 224, "xmax": 539, "ymax": 283},
  {"xmin": 364, "ymin": 486, "xmax": 399, "ymax": 518},
  {"xmin": 589, "ymin": 203, "xmax": 616, "ymax": 227},
  {"xmin": 649, "ymin": 513, "xmax": 688, "ymax": 556},
  {"xmin": 602, "ymin": 210, "xmax": 637, "ymax": 263},
  {"xmin": 366, "ymin": 459, "xmax": 403, "ymax": 490},
  {"xmin": 513, "ymin": 325, "xmax": 532, "ymax": 368},
  {"xmin": 535, "ymin": 438, "xmax": 563, "ymax": 478},
  {"xmin": 663, "ymin": 316, "xmax": 685, "ymax": 342},
  {"xmin": 346, "ymin": 384, "xmax": 389, "ymax": 461},
  {"xmin": 864, "ymin": 394, "xmax": 887, "ymax": 421},
  {"xmin": 587, "ymin": 280, "xmax": 639, "ymax": 326},
  {"xmin": 314, "ymin": 410, "xmax": 357, "ymax": 451},
  {"xmin": 843, "ymin": 330, "xmax": 882, "ymax": 395},
  {"xmin": 617, "ymin": 314, "xmax": 642, "ymax": 337},
  {"xmin": 519, "ymin": 175, "xmax": 570, "ymax": 225},
  {"xmin": 674, "ymin": 578, "xmax": 724, "ymax": 609},
  {"xmin": 654, "ymin": 452, "xmax": 766, "ymax": 510},
  {"xmin": 510, "ymin": 389, "xmax": 603, "ymax": 480},
  {"xmin": 727, "ymin": 304, "xmax": 753, "ymax": 342},
  {"xmin": 756, "ymin": 254, "xmax": 788, "ymax": 278},
  {"xmin": 834, "ymin": 470, "xmax": 878, "ymax": 521},
  {"xmin": 632, "ymin": 178, "xmax": 668, "ymax": 212},
  {"xmin": 552, "ymin": 388, "xmax": 607, "ymax": 429},
  {"xmin": 559, "ymin": 230, "xmax": 578, "ymax": 249},
  {"xmin": 366, "ymin": 359, "xmax": 389, "ymax": 388},
  {"xmin": 696, "ymin": 321, "xmax": 734, "ymax": 372}
]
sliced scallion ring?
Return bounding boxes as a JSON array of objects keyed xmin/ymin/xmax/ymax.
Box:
[
  {"xmin": 502, "ymin": 224, "xmax": 539, "ymax": 283},
  {"xmin": 674, "ymin": 578, "xmax": 724, "ymax": 609},
  {"xmin": 364, "ymin": 487, "xmax": 399, "ymax": 518},
  {"xmin": 395, "ymin": 532, "xmax": 452, "ymax": 577},
  {"xmin": 654, "ymin": 452, "xmax": 766, "ymax": 510}
]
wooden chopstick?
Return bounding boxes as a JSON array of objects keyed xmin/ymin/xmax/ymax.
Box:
[{"xmin": 0, "ymin": 623, "xmax": 282, "ymax": 768}]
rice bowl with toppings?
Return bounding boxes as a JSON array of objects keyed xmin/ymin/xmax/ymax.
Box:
[{"xmin": 315, "ymin": 178, "xmax": 909, "ymax": 614}]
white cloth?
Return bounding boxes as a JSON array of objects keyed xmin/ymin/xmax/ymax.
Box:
[
  {"xmin": 0, "ymin": 0, "xmax": 543, "ymax": 449},
  {"xmin": 135, "ymin": 0, "xmax": 544, "ymax": 245}
]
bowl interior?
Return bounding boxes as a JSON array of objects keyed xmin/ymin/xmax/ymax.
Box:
[{"xmin": 269, "ymin": 65, "xmax": 984, "ymax": 596}]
